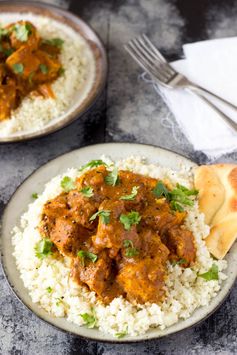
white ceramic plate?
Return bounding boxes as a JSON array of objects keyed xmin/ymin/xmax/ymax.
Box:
[{"xmin": 1, "ymin": 143, "xmax": 236, "ymax": 343}]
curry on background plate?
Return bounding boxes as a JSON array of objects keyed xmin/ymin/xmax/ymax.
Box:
[
  {"xmin": 0, "ymin": 6, "xmax": 102, "ymax": 140},
  {"xmin": 0, "ymin": 20, "xmax": 64, "ymax": 121}
]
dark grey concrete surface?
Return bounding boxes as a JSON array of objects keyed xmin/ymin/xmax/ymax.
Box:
[{"xmin": 0, "ymin": 0, "xmax": 237, "ymax": 354}]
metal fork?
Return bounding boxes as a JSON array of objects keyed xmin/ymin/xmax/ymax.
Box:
[{"xmin": 124, "ymin": 34, "xmax": 237, "ymax": 132}]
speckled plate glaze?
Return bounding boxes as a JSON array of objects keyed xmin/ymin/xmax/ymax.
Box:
[
  {"xmin": 1, "ymin": 143, "xmax": 237, "ymax": 343},
  {"xmin": 0, "ymin": 2, "xmax": 107, "ymax": 143}
]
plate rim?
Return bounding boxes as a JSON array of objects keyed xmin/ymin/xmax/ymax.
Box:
[
  {"xmin": 1, "ymin": 142, "xmax": 236, "ymax": 343},
  {"xmin": 0, "ymin": 1, "xmax": 108, "ymax": 143}
]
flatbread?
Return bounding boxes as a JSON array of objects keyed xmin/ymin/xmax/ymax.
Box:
[
  {"xmin": 194, "ymin": 164, "xmax": 237, "ymax": 259},
  {"xmin": 194, "ymin": 166, "xmax": 225, "ymax": 225}
]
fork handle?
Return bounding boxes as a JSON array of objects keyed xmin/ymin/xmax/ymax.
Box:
[
  {"xmin": 187, "ymin": 84, "xmax": 237, "ymax": 110},
  {"xmin": 186, "ymin": 88, "xmax": 237, "ymax": 132}
]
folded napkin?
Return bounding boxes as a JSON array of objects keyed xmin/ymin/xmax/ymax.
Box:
[{"xmin": 146, "ymin": 37, "xmax": 237, "ymax": 160}]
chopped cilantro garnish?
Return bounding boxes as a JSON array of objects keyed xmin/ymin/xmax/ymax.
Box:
[
  {"xmin": 60, "ymin": 176, "xmax": 75, "ymax": 192},
  {"xmin": 115, "ymin": 326, "xmax": 128, "ymax": 338},
  {"xmin": 12, "ymin": 63, "xmax": 24, "ymax": 74},
  {"xmin": 153, "ymin": 181, "xmax": 198, "ymax": 211},
  {"xmin": 58, "ymin": 67, "xmax": 65, "ymax": 76},
  {"xmin": 90, "ymin": 210, "xmax": 110, "ymax": 224},
  {"xmin": 105, "ymin": 167, "xmax": 119, "ymax": 186},
  {"xmin": 120, "ymin": 186, "xmax": 139, "ymax": 200},
  {"xmin": 0, "ymin": 27, "xmax": 9, "ymax": 39},
  {"xmin": 39, "ymin": 64, "xmax": 48, "ymax": 74},
  {"xmin": 31, "ymin": 192, "xmax": 38, "ymax": 199},
  {"xmin": 0, "ymin": 45, "xmax": 14, "ymax": 57},
  {"xmin": 152, "ymin": 181, "xmax": 169, "ymax": 198},
  {"xmin": 28, "ymin": 71, "xmax": 35, "ymax": 85},
  {"xmin": 79, "ymin": 160, "xmax": 107, "ymax": 171},
  {"xmin": 35, "ymin": 239, "xmax": 53, "ymax": 259},
  {"xmin": 169, "ymin": 187, "xmax": 195, "ymax": 207},
  {"xmin": 123, "ymin": 239, "xmax": 139, "ymax": 257},
  {"xmin": 56, "ymin": 297, "xmax": 63, "ymax": 306},
  {"xmin": 170, "ymin": 200, "xmax": 184, "ymax": 212},
  {"xmin": 172, "ymin": 258, "xmax": 187, "ymax": 266},
  {"xmin": 14, "ymin": 23, "xmax": 32, "ymax": 42},
  {"xmin": 46, "ymin": 286, "xmax": 53, "ymax": 293},
  {"xmin": 198, "ymin": 264, "xmax": 219, "ymax": 281},
  {"xmin": 80, "ymin": 311, "xmax": 97, "ymax": 328},
  {"xmin": 42, "ymin": 38, "xmax": 64, "ymax": 48},
  {"xmin": 80, "ymin": 186, "xmax": 94, "ymax": 198},
  {"xmin": 77, "ymin": 250, "xmax": 98, "ymax": 266},
  {"xmin": 120, "ymin": 211, "xmax": 141, "ymax": 231},
  {"xmin": 176, "ymin": 183, "xmax": 198, "ymax": 196}
]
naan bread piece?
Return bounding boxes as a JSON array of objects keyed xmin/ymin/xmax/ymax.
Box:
[
  {"xmin": 194, "ymin": 164, "xmax": 237, "ymax": 259},
  {"xmin": 194, "ymin": 166, "xmax": 225, "ymax": 225},
  {"xmin": 205, "ymin": 213, "xmax": 237, "ymax": 260}
]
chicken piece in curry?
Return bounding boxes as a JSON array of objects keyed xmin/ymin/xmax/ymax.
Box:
[
  {"xmin": 39, "ymin": 162, "xmax": 197, "ymax": 305},
  {"xmin": 0, "ymin": 21, "xmax": 64, "ymax": 120}
]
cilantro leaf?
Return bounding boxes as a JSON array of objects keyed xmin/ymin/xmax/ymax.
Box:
[
  {"xmin": 39, "ymin": 64, "xmax": 48, "ymax": 74},
  {"xmin": 79, "ymin": 159, "xmax": 107, "ymax": 171},
  {"xmin": 170, "ymin": 200, "xmax": 184, "ymax": 212},
  {"xmin": 80, "ymin": 186, "xmax": 94, "ymax": 198},
  {"xmin": 4, "ymin": 48, "xmax": 14, "ymax": 57},
  {"xmin": 153, "ymin": 181, "xmax": 169, "ymax": 198},
  {"xmin": 58, "ymin": 67, "xmax": 65, "ymax": 76},
  {"xmin": 60, "ymin": 176, "xmax": 75, "ymax": 192},
  {"xmin": 32, "ymin": 192, "xmax": 38, "ymax": 199},
  {"xmin": 152, "ymin": 181, "xmax": 198, "ymax": 211},
  {"xmin": 198, "ymin": 264, "xmax": 219, "ymax": 281},
  {"xmin": 115, "ymin": 326, "xmax": 128, "ymax": 338},
  {"xmin": 14, "ymin": 23, "xmax": 32, "ymax": 42},
  {"xmin": 42, "ymin": 38, "xmax": 64, "ymax": 48},
  {"xmin": 176, "ymin": 184, "xmax": 198, "ymax": 196},
  {"xmin": 12, "ymin": 63, "xmax": 24, "ymax": 74},
  {"xmin": 35, "ymin": 239, "xmax": 53, "ymax": 259},
  {"xmin": 123, "ymin": 239, "xmax": 139, "ymax": 257},
  {"xmin": 120, "ymin": 186, "xmax": 139, "ymax": 200},
  {"xmin": 77, "ymin": 250, "xmax": 98, "ymax": 266},
  {"xmin": 46, "ymin": 286, "xmax": 53, "ymax": 293},
  {"xmin": 56, "ymin": 297, "xmax": 63, "ymax": 306},
  {"xmin": 89, "ymin": 210, "xmax": 111, "ymax": 224},
  {"xmin": 105, "ymin": 167, "xmax": 119, "ymax": 186},
  {"xmin": 120, "ymin": 211, "xmax": 141, "ymax": 231},
  {"xmin": 168, "ymin": 188, "xmax": 194, "ymax": 207},
  {"xmin": 28, "ymin": 71, "xmax": 35, "ymax": 85},
  {"xmin": 0, "ymin": 27, "xmax": 9, "ymax": 39},
  {"xmin": 80, "ymin": 312, "xmax": 97, "ymax": 328},
  {"xmin": 172, "ymin": 258, "xmax": 187, "ymax": 266},
  {"xmin": 168, "ymin": 184, "xmax": 198, "ymax": 210}
]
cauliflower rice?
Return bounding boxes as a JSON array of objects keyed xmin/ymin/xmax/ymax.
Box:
[
  {"xmin": 12, "ymin": 157, "xmax": 227, "ymax": 337},
  {"xmin": 0, "ymin": 13, "xmax": 95, "ymax": 137}
]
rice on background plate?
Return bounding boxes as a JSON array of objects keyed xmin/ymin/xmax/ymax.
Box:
[
  {"xmin": 12, "ymin": 157, "xmax": 227, "ymax": 338},
  {"xmin": 0, "ymin": 13, "xmax": 95, "ymax": 137}
]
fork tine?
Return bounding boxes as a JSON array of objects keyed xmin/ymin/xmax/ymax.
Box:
[
  {"xmin": 125, "ymin": 44, "xmax": 164, "ymax": 83},
  {"xmin": 134, "ymin": 37, "xmax": 173, "ymax": 80},
  {"xmin": 142, "ymin": 35, "xmax": 167, "ymax": 63},
  {"xmin": 125, "ymin": 42, "xmax": 167, "ymax": 83},
  {"xmin": 125, "ymin": 44, "xmax": 167, "ymax": 85},
  {"xmin": 129, "ymin": 39, "xmax": 169, "ymax": 81},
  {"xmin": 142, "ymin": 34, "xmax": 176, "ymax": 75}
]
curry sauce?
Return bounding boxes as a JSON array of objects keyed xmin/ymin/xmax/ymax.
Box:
[{"xmin": 39, "ymin": 165, "xmax": 197, "ymax": 305}]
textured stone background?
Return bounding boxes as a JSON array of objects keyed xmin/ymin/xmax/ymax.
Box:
[{"xmin": 0, "ymin": 0, "xmax": 237, "ymax": 354}]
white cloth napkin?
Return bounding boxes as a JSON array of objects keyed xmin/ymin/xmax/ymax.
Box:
[{"xmin": 151, "ymin": 37, "xmax": 237, "ymax": 160}]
